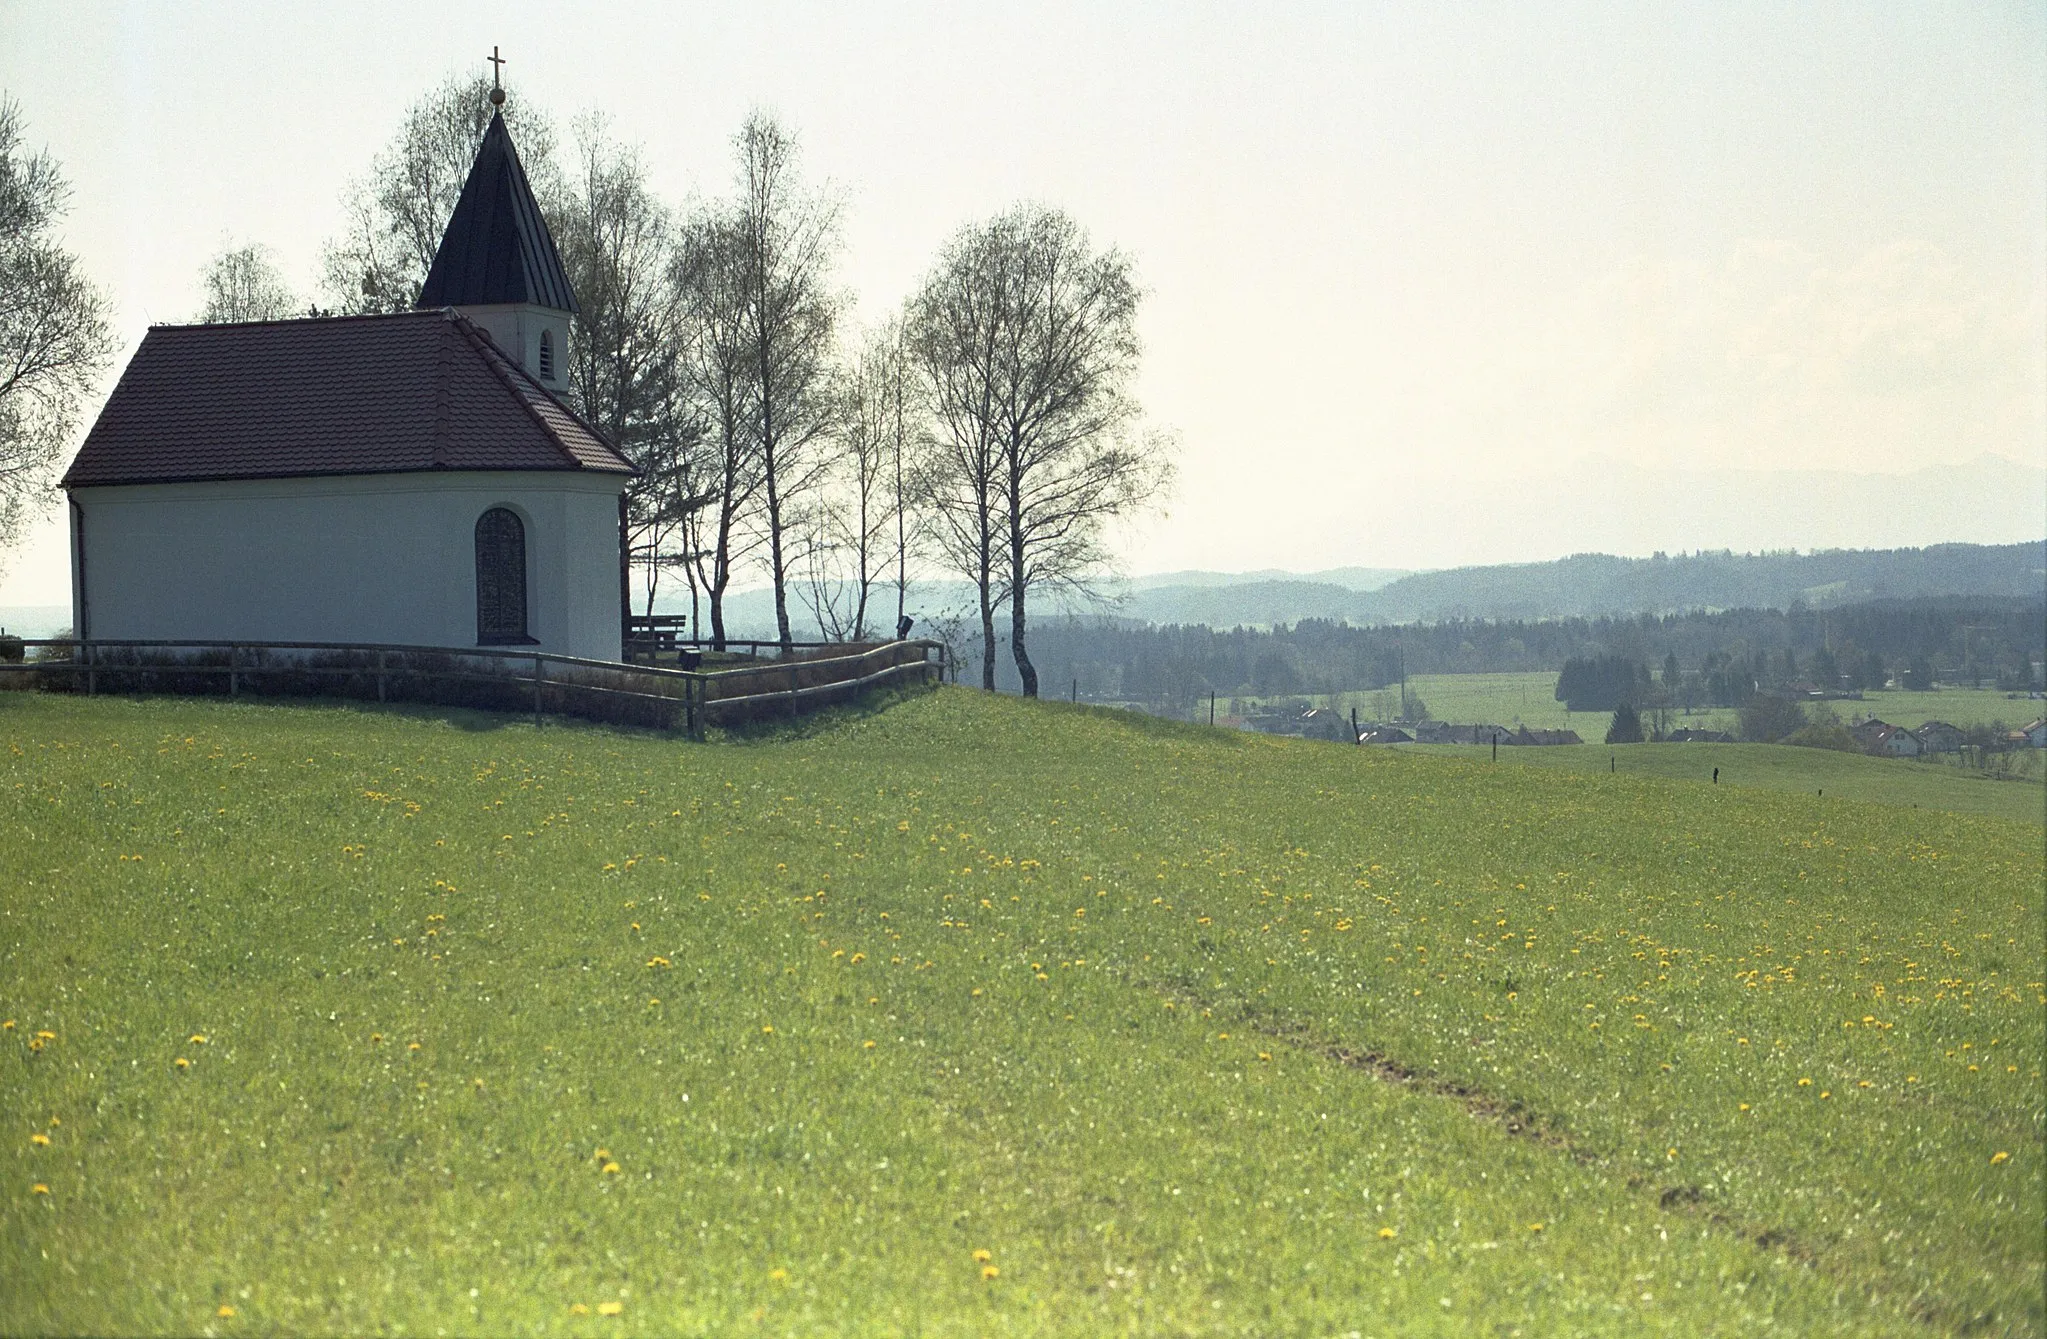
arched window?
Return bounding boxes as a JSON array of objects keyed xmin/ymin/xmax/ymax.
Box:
[
  {"xmin": 538, "ymin": 328, "xmax": 555, "ymax": 380},
  {"xmin": 475, "ymin": 507, "xmax": 531, "ymax": 644}
]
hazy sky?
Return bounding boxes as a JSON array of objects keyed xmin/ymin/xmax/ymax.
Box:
[{"xmin": 2, "ymin": 2, "xmax": 2042, "ymax": 605}]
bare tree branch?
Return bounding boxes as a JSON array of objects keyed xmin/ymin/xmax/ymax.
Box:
[{"xmin": 0, "ymin": 96, "xmax": 115, "ymax": 565}]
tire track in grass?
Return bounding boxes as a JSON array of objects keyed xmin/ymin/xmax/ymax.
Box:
[
  {"xmin": 1138, "ymin": 969, "xmax": 2020, "ymax": 1334},
  {"xmin": 1129, "ymin": 974, "xmax": 1844, "ymax": 1261}
]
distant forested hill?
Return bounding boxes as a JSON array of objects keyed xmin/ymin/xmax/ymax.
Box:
[
  {"xmin": 970, "ymin": 596, "xmax": 2046, "ymax": 703},
  {"xmin": 1111, "ymin": 542, "xmax": 2045, "ymax": 627}
]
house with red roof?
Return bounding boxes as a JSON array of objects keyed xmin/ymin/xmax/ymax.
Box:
[{"xmin": 63, "ymin": 113, "xmax": 636, "ymax": 660}]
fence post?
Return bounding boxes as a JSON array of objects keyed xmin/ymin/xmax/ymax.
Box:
[
  {"xmin": 229, "ymin": 644, "xmax": 238, "ymax": 698},
  {"xmin": 376, "ymin": 650, "xmax": 386, "ymax": 703},
  {"xmin": 788, "ymin": 661, "xmax": 800, "ymax": 714},
  {"xmin": 533, "ymin": 654, "xmax": 544, "ymax": 728},
  {"xmin": 86, "ymin": 640, "xmax": 95, "ymax": 697}
]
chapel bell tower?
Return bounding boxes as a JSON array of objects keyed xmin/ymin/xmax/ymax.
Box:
[{"xmin": 415, "ymin": 50, "xmax": 576, "ymax": 393}]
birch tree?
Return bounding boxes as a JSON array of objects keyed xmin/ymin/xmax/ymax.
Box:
[
  {"xmin": 552, "ymin": 115, "xmax": 708, "ymax": 614},
  {"xmin": 197, "ymin": 242, "xmax": 299, "ymax": 322},
  {"xmin": 800, "ymin": 319, "xmax": 919, "ymax": 642},
  {"xmin": 0, "ymin": 97, "xmax": 114, "ymax": 562},
  {"xmin": 990, "ymin": 206, "xmax": 1171, "ymax": 697},
  {"xmin": 731, "ymin": 112, "xmax": 842, "ymax": 652},
  {"xmin": 320, "ymin": 74, "xmax": 556, "ymax": 314},
  {"xmin": 910, "ymin": 205, "xmax": 1172, "ymax": 693},
  {"xmin": 908, "ymin": 227, "xmax": 1011, "ymax": 688},
  {"xmin": 673, "ymin": 206, "xmax": 760, "ymax": 649}
]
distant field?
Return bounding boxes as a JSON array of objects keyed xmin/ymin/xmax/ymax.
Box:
[
  {"xmin": 1409, "ymin": 740, "xmax": 2045, "ymax": 825},
  {"xmin": 3, "ymin": 690, "xmax": 2041, "ymax": 1335},
  {"xmin": 1304, "ymin": 673, "xmax": 2044, "ymax": 738}
]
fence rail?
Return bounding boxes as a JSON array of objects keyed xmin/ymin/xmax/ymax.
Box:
[
  {"xmin": 621, "ymin": 616, "xmax": 874, "ymax": 665},
  {"xmin": 0, "ymin": 637, "xmax": 944, "ymax": 737}
]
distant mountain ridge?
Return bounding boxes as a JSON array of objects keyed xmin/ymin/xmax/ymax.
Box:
[
  {"xmin": 672, "ymin": 541, "xmax": 2044, "ymax": 639},
  {"xmin": 1114, "ymin": 542, "xmax": 2045, "ymax": 627}
]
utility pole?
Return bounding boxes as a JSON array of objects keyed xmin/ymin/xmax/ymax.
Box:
[{"xmin": 1208, "ymin": 690, "xmax": 1216, "ymax": 727}]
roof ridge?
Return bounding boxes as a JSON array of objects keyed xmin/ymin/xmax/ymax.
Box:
[
  {"xmin": 149, "ymin": 310, "xmax": 449, "ymax": 333},
  {"xmin": 447, "ymin": 313, "xmax": 632, "ymax": 474}
]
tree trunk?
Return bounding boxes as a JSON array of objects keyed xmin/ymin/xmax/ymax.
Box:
[
  {"xmin": 1010, "ymin": 578, "xmax": 1037, "ymax": 698},
  {"xmin": 1008, "ymin": 458, "xmax": 1037, "ymax": 697},
  {"xmin": 978, "ymin": 535, "xmax": 997, "ymax": 692}
]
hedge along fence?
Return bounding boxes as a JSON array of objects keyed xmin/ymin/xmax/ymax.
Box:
[{"xmin": 0, "ymin": 639, "xmax": 945, "ymax": 737}]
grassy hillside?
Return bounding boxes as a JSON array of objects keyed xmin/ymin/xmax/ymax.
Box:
[
  {"xmin": 3, "ymin": 690, "xmax": 2041, "ymax": 1336},
  {"xmin": 1415, "ymin": 741, "xmax": 2045, "ymax": 825}
]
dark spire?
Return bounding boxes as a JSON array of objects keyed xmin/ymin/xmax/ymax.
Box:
[{"xmin": 417, "ymin": 112, "xmax": 578, "ymax": 314}]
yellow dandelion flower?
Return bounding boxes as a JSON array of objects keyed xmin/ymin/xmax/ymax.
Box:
[
  {"xmin": 1990, "ymin": 1151, "xmax": 2010, "ymax": 1165},
  {"xmin": 982, "ymin": 1265, "xmax": 1000, "ymax": 1280},
  {"xmin": 762, "ymin": 1025, "xmax": 775, "ymax": 1035},
  {"xmin": 369, "ymin": 1033, "xmax": 383, "ymax": 1045},
  {"xmin": 597, "ymin": 1301, "xmax": 623, "ymax": 1316},
  {"xmin": 768, "ymin": 1268, "xmax": 789, "ymax": 1282},
  {"xmin": 29, "ymin": 1133, "xmax": 49, "ymax": 1147},
  {"xmin": 568, "ymin": 1303, "xmax": 590, "ymax": 1315},
  {"xmin": 863, "ymin": 1040, "xmax": 876, "ymax": 1049},
  {"xmin": 174, "ymin": 1056, "xmax": 191, "ymax": 1070},
  {"xmin": 1528, "ymin": 1222, "xmax": 1544, "ymax": 1232},
  {"xmin": 217, "ymin": 1304, "xmax": 236, "ymax": 1317},
  {"xmin": 594, "ymin": 1148, "xmax": 612, "ymax": 1162},
  {"xmin": 602, "ymin": 1161, "xmax": 621, "ymax": 1175},
  {"xmin": 31, "ymin": 1183, "xmax": 49, "ymax": 1195},
  {"xmin": 1738, "ymin": 1103, "xmax": 1750, "ymax": 1112},
  {"xmin": 408, "ymin": 1042, "xmax": 422, "ymax": 1051},
  {"xmin": 34, "ymin": 1031, "xmax": 54, "ymax": 1041},
  {"xmin": 972, "ymin": 1249, "xmax": 992, "ymax": 1262},
  {"xmin": 1378, "ymin": 1227, "xmax": 1396, "ymax": 1240},
  {"xmin": 1797, "ymin": 1077, "xmax": 1812, "ymax": 1087},
  {"xmin": 189, "ymin": 1034, "xmax": 208, "ymax": 1044},
  {"xmin": 1258, "ymin": 1051, "xmax": 1272, "ymax": 1062},
  {"xmin": 0, "ymin": 1021, "xmax": 12, "ymax": 1030}
]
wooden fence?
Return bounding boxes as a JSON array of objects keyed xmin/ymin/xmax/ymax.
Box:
[{"xmin": 0, "ymin": 637, "xmax": 945, "ymax": 739}]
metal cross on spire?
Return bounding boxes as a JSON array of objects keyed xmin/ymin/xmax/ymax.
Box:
[{"xmin": 487, "ymin": 46, "xmax": 507, "ymax": 107}]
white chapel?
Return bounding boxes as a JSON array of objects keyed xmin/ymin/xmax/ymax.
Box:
[{"xmin": 63, "ymin": 107, "xmax": 635, "ymax": 661}]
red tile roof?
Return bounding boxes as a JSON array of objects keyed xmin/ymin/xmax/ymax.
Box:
[{"xmin": 63, "ymin": 309, "xmax": 633, "ymax": 487}]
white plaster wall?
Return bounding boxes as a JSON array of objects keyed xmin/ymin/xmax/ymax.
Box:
[
  {"xmin": 70, "ymin": 471, "xmax": 626, "ymax": 660},
  {"xmin": 460, "ymin": 304, "xmax": 570, "ymax": 394}
]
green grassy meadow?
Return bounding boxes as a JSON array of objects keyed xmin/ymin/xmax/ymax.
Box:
[
  {"xmin": 3, "ymin": 689, "xmax": 2042, "ymax": 1336},
  {"xmin": 1412, "ymin": 741, "xmax": 2046, "ymax": 826}
]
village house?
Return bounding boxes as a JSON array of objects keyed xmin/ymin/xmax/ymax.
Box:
[
  {"xmin": 1913, "ymin": 721, "xmax": 1965, "ymax": 754},
  {"xmin": 62, "ymin": 110, "xmax": 636, "ymax": 661},
  {"xmin": 1663, "ymin": 727, "xmax": 1734, "ymax": 743},
  {"xmin": 1872, "ymin": 724, "xmax": 1922, "ymax": 757},
  {"xmin": 1511, "ymin": 726, "xmax": 1583, "ymax": 746},
  {"xmin": 2018, "ymin": 719, "xmax": 2047, "ymax": 749}
]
